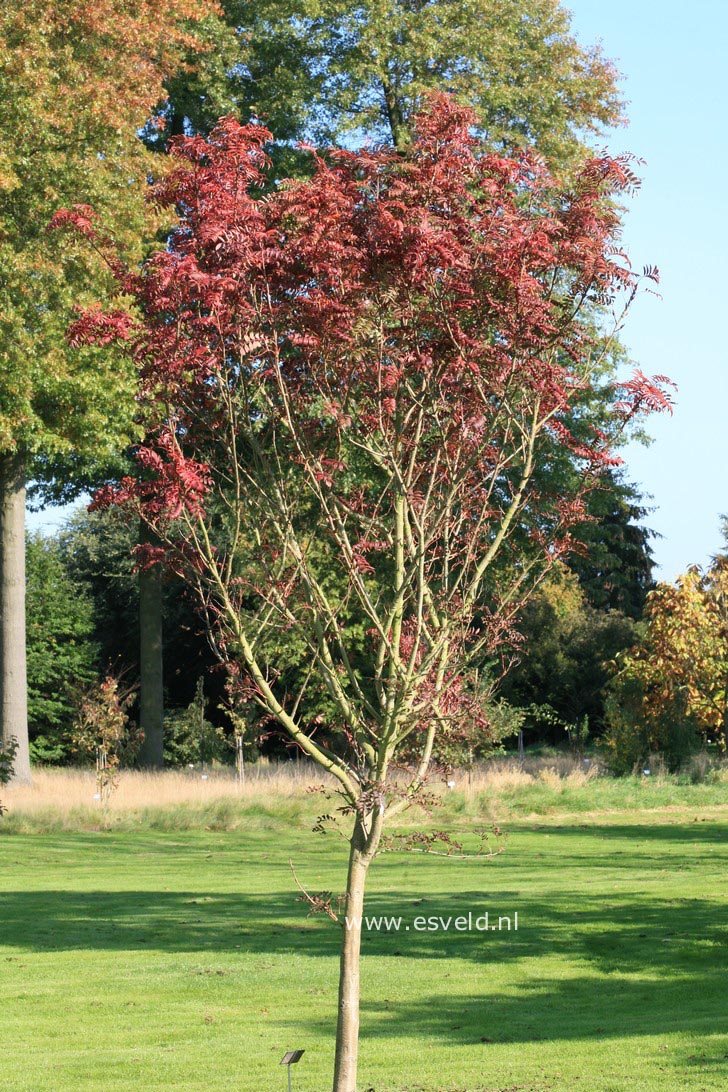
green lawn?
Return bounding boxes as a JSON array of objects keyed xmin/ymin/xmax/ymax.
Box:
[{"xmin": 1, "ymin": 799, "xmax": 727, "ymax": 1090}]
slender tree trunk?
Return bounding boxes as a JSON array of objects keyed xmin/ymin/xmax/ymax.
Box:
[
  {"xmin": 381, "ymin": 79, "xmax": 411, "ymax": 151},
  {"xmin": 333, "ymin": 814, "xmax": 382, "ymax": 1092},
  {"xmin": 0, "ymin": 451, "xmax": 31, "ymax": 783},
  {"xmin": 138, "ymin": 518, "xmax": 164, "ymax": 767}
]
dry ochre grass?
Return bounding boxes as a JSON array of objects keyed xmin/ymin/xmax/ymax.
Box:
[
  {"xmin": 4, "ymin": 757, "xmax": 728, "ymax": 832},
  {"xmin": 4, "ymin": 763, "xmax": 317, "ymax": 816},
  {"xmin": 0, "ymin": 756, "xmax": 643, "ymax": 818}
]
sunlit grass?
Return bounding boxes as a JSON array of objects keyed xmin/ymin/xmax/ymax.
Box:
[{"xmin": 1, "ymin": 777, "xmax": 727, "ymax": 1090}]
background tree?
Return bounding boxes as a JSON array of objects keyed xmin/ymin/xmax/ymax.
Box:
[
  {"xmin": 0, "ymin": 0, "xmax": 225, "ymax": 779},
  {"xmin": 59, "ymin": 100, "xmax": 671, "ymax": 1090},
  {"xmin": 501, "ymin": 562, "xmax": 638, "ymax": 741},
  {"xmin": 570, "ymin": 469, "xmax": 656, "ymax": 618},
  {"xmin": 25, "ymin": 532, "xmax": 98, "ymax": 763},
  {"xmin": 605, "ymin": 566, "xmax": 728, "ymax": 772},
  {"xmin": 59, "ymin": 510, "xmax": 139, "ymax": 686},
  {"xmin": 501, "ymin": 473, "xmax": 656, "ymax": 743},
  {"xmin": 152, "ymin": 0, "xmax": 623, "ymax": 161},
  {"xmin": 59, "ymin": 508, "xmax": 223, "ymax": 750}
]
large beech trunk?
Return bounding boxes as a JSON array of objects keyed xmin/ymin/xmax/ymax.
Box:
[
  {"xmin": 333, "ymin": 816, "xmax": 381, "ymax": 1092},
  {"xmin": 0, "ymin": 451, "xmax": 31, "ymax": 783},
  {"xmin": 137, "ymin": 519, "xmax": 164, "ymax": 768}
]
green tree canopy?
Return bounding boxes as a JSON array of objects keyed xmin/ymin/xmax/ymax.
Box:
[
  {"xmin": 607, "ymin": 566, "xmax": 728, "ymax": 762},
  {"xmin": 154, "ymin": 0, "xmax": 624, "ymax": 163},
  {"xmin": 0, "ymin": 0, "xmax": 228, "ymax": 477},
  {"xmin": 571, "ymin": 471, "xmax": 657, "ymax": 619},
  {"xmin": 25, "ymin": 532, "xmax": 98, "ymax": 762},
  {"xmin": 501, "ymin": 562, "xmax": 638, "ymax": 737}
]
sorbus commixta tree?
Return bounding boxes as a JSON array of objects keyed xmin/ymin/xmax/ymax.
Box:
[{"xmin": 55, "ymin": 97, "xmax": 672, "ymax": 1092}]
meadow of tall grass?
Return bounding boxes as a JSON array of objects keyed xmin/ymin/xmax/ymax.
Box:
[{"xmin": 2, "ymin": 755, "xmax": 727, "ymax": 834}]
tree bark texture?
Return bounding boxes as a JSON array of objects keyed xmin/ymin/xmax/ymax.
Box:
[
  {"xmin": 332, "ymin": 813, "xmax": 383, "ymax": 1092},
  {"xmin": 0, "ymin": 451, "xmax": 31, "ymax": 783},
  {"xmin": 138, "ymin": 518, "xmax": 164, "ymax": 767}
]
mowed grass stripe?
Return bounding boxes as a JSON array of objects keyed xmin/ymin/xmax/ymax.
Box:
[{"xmin": 1, "ymin": 805, "xmax": 727, "ymax": 1090}]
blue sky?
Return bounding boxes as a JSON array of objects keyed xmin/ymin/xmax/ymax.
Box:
[
  {"xmin": 566, "ymin": 0, "xmax": 728, "ymax": 577},
  {"xmin": 29, "ymin": 3, "xmax": 728, "ymax": 577}
]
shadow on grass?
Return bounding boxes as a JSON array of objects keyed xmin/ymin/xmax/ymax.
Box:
[
  {"xmin": 1, "ymin": 883, "xmax": 725, "ymax": 968},
  {"xmin": 529, "ymin": 820, "xmax": 728, "ymax": 846},
  {"xmin": 0, "ymin": 888, "xmax": 331, "ymax": 955},
  {"xmin": 358, "ymin": 972, "xmax": 728, "ymax": 1073},
  {"xmin": 1, "ymin": 822, "xmax": 726, "ymax": 1067}
]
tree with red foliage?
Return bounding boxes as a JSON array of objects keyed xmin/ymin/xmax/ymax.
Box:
[{"xmin": 54, "ymin": 97, "xmax": 672, "ymax": 1091}]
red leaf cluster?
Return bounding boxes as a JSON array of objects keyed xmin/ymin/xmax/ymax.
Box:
[{"xmin": 59, "ymin": 97, "xmax": 673, "ymax": 752}]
